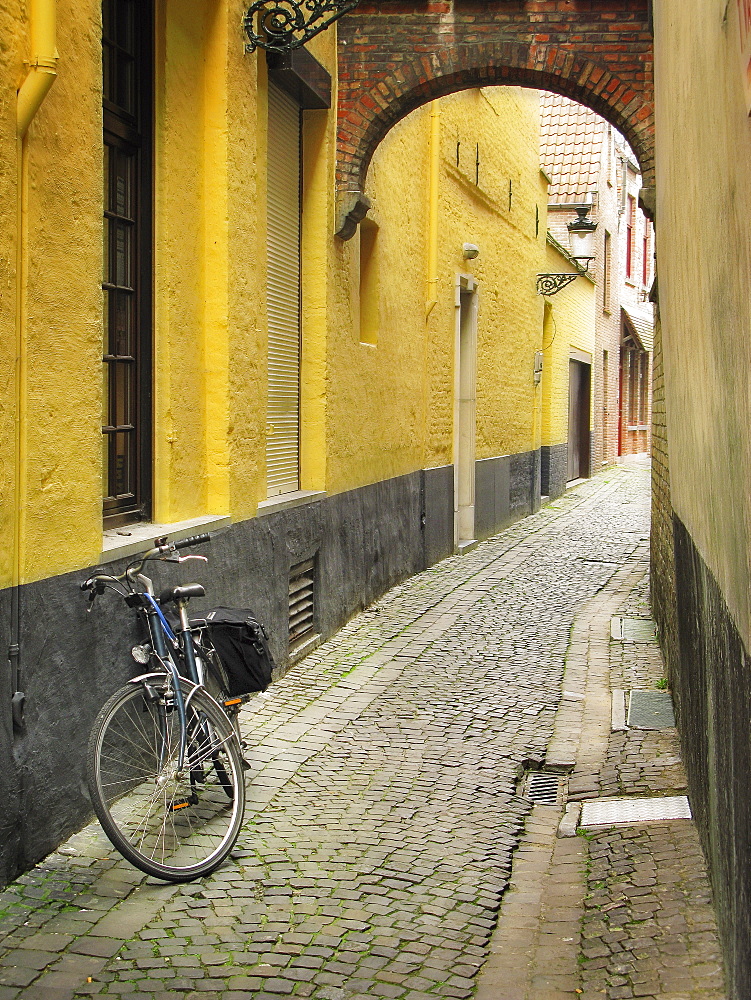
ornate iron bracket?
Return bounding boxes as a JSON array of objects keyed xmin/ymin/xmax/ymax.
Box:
[
  {"xmin": 243, "ymin": 0, "xmax": 361, "ymax": 54},
  {"xmin": 536, "ymin": 272, "xmax": 581, "ymax": 296}
]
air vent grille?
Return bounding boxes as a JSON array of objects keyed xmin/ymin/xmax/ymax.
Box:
[{"xmin": 289, "ymin": 557, "xmax": 316, "ymax": 649}]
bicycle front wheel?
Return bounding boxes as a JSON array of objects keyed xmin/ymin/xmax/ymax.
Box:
[{"xmin": 87, "ymin": 678, "xmax": 246, "ymax": 881}]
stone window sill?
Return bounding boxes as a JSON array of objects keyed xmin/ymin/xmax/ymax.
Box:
[
  {"xmin": 256, "ymin": 490, "xmax": 326, "ymax": 517},
  {"xmin": 101, "ymin": 514, "xmax": 232, "ymax": 563}
]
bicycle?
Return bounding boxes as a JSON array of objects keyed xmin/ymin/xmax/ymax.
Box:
[{"xmin": 80, "ymin": 533, "xmax": 249, "ymax": 882}]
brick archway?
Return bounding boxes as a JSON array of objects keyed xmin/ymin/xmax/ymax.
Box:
[{"xmin": 336, "ymin": 2, "xmax": 653, "ymax": 237}]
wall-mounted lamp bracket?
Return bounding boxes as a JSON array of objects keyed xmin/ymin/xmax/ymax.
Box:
[{"xmin": 244, "ymin": 0, "xmax": 360, "ymax": 54}]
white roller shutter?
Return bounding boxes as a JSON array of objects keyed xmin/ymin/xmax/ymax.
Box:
[{"xmin": 266, "ymin": 82, "xmax": 301, "ymax": 496}]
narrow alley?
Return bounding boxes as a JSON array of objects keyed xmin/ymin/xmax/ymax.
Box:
[{"xmin": 0, "ymin": 464, "xmax": 725, "ymax": 1000}]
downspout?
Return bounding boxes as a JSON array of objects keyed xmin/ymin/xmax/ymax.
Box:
[
  {"xmin": 10, "ymin": 0, "xmax": 58, "ymax": 730},
  {"xmin": 425, "ymin": 104, "xmax": 440, "ymax": 319},
  {"xmin": 17, "ymin": 0, "xmax": 58, "ymax": 140},
  {"xmin": 421, "ymin": 104, "xmax": 440, "ymax": 562}
]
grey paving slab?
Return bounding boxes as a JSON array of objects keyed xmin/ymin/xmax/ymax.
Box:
[{"xmin": 628, "ymin": 689, "xmax": 676, "ymax": 729}]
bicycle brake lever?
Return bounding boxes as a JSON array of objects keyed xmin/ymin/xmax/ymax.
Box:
[{"xmin": 160, "ymin": 552, "xmax": 208, "ymax": 564}]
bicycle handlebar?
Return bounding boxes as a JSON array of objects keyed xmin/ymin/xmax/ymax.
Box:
[
  {"xmin": 173, "ymin": 533, "xmax": 211, "ymax": 551},
  {"xmin": 80, "ymin": 532, "xmax": 212, "ymax": 592}
]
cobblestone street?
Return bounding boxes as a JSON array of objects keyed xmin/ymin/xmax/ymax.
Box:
[{"xmin": 0, "ymin": 464, "xmax": 726, "ymax": 1000}]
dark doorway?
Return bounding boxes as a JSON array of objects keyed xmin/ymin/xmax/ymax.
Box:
[{"xmin": 568, "ymin": 358, "xmax": 591, "ymax": 481}]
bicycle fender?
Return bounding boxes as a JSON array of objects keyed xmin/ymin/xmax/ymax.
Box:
[
  {"xmin": 126, "ymin": 671, "xmax": 199, "ymax": 690},
  {"xmin": 183, "ymin": 683, "xmax": 230, "ymax": 718}
]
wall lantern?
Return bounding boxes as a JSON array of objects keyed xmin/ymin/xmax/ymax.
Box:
[
  {"xmin": 243, "ymin": 0, "xmax": 361, "ymax": 54},
  {"xmin": 566, "ymin": 205, "xmax": 598, "ymax": 269},
  {"xmin": 537, "ymin": 204, "xmax": 598, "ymax": 296}
]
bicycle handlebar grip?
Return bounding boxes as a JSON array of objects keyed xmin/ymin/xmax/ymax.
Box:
[
  {"xmin": 80, "ymin": 577, "xmax": 95, "ymax": 591},
  {"xmin": 173, "ymin": 533, "xmax": 211, "ymax": 551}
]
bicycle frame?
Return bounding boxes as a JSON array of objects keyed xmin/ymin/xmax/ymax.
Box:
[
  {"xmin": 140, "ymin": 595, "xmax": 191, "ymax": 770},
  {"xmin": 82, "ymin": 534, "xmax": 214, "ymax": 773}
]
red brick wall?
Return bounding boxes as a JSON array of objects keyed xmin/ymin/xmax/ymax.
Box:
[{"xmin": 337, "ymin": 1, "xmax": 653, "ymax": 198}]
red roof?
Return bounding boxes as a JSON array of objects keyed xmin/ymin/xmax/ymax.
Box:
[{"xmin": 540, "ymin": 93, "xmax": 609, "ymax": 204}]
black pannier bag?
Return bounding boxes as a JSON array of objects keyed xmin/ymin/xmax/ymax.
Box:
[{"xmin": 204, "ymin": 607, "xmax": 275, "ymax": 696}]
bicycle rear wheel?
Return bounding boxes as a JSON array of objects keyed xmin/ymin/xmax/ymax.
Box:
[{"xmin": 87, "ymin": 678, "xmax": 246, "ymax": 881}]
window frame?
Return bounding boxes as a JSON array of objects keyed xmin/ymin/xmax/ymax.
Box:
[
  {"xmin": 626, "ymin": 195, "xmax": 635, "ymax": 280},
  {"xmin": 101, "ymin": 0, "xmax": 153, "ymax": 527},
  {"xmin": 603, "ymin": 230, "xmax": 612, "ymax": 313}
]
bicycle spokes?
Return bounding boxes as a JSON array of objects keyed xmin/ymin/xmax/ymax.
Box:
[{"xmin": 87, "ymin": 680, "xmax": 245, "ymax": 881}]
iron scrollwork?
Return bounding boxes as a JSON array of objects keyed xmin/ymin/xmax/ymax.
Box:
[
  {"xmin": 536, "ymin": 272, "xmax": 581, "ymax": 296},
  {"xmin": 243, "ymin": 0, "xmax": 361, "ymax": 54}
]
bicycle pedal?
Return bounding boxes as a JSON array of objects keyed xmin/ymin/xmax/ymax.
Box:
[{"xmin": 170, "ymin": 792, "xmax": 199, "ymax": 812}]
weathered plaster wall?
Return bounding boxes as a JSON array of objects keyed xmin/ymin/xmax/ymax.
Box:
[
  {"xmin": 339, "ymin": 86, "xmax": 547, "ymax": 495},
  {"xmin": 653, "ymin": 1, "xmax": 751, "ymax": 994},
  {"xmin": 442, "ymin": 88, "xmax": 546, "ymax": 465},
  {"xmin": 156, "ymin": 1, "xmax": 215, "ymax": 523},
  {"xmin": 326, "ymin": 102, "xmax": 429, "ymax": 495},
  {"xmin": 2, "ymin": 0, "xmax": 103, "ymax": 587},
  {"xmin": 654, "ymin": 0, "xmax": 751, "ymax": 651},
  {"xmin": 0, "ymin": 0, "xmax": 24, "ymax": 592},
  {"xmin": 227, "ymin": 6, "xmax": 264, "ymax": 518}
]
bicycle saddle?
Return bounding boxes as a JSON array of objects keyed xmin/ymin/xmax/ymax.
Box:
[{"xmin": 159, "ymin": 584, "xmax": 206, "ymax": 605}]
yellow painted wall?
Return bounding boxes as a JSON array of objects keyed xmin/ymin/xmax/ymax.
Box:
[
  {"xmin": 438, "ymin": 88, "xmax": 547, "ymax": 464},
  {"xmin": 0, "ymin": 0, "xmax": 25, "ymax": 590},
  {"xmin": 155, "ymin": 0, "xmax": 246, "ymax": 523},
  {"xmin": 654, "ymin": 0, "xmax": 751, "ymax": 648},
  {"xmin": 1, "ymin": 0, "xmax": 275, "ymax": 587},
  {"xmin": 299, "ymin": 29, "xmax": 337, "ymax": 495},
  {"xmin": 226, "ymin": 7, "xmax": 264, "ymax": 518},
  {"xmin": 540, "ymin": 240, "xmax": 596, "ymax": 447},
  {"xmin": 325, "ymin": 103, "xmax": 430, "ymax": 495},
  {"xmin": 153, "ymin": 1, "xmax": 341, "ymax": 521},
  {"xmin": 325, "ymin": 86, "xmax": 548, "ymax": 496},
  {"xmin": 1, "ymin": 4, "xmax": 550, "ymax": 588},
  {"xmin": 2, "ymin": 0, "xmax": 104, "ymax": 589}
]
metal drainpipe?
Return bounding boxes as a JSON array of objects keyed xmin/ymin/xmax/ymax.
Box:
[
  {"xmin": 425, "ymin": 104, "xmax": 440, "ymax": 319},
  {"xmin": 10, "ymin": 0, "xmax": 58, "ymax": 731}
]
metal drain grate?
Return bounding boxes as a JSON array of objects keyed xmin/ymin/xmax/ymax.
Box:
[
  {"xmin": 289, "ymin": 557, "xmax": 317, "ymax": 650},
  {"xmin": 524, "ymin": 771, "xmax": 564, "ymax": 806}
]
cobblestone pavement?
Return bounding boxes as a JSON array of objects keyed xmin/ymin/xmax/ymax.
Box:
[
  {"xmin": 575, "ymin": 569, "xmax": 725, "ymax": 1000},
  {"xmin": 0, "ymin": 465, "xmax": 726, "ymax": 1000},
  {"xmin": 476, "ymin": 462, "xmax": 726, "ymax": 1000}
]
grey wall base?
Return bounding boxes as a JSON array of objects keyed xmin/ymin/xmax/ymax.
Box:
[
  {"xmin": 0, "ymin": 466, "xmax": 455, "ymax": 887},
  {"xmin": 541, "ymin": 443, "xmax": 568, "ymax": 499},
  {"xmin": 474, "ymin": 450, "xmax": 541, "ymax": 541},
  {"xmin": 672, "ymin": 514, "xmax": 751, "ymax": 999}
]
